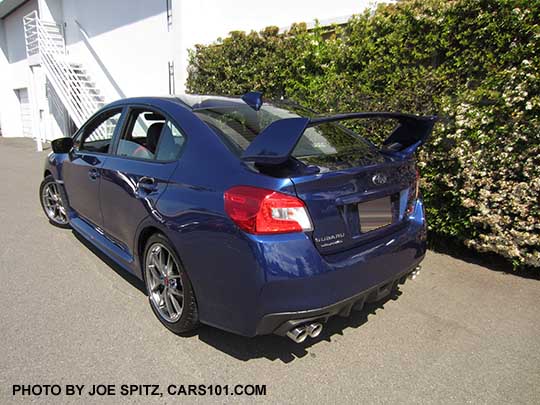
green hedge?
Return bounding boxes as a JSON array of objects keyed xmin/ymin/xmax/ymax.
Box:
[{"xmin": 187, "ymin": 0, "xmax": 540, "ymax": 268}]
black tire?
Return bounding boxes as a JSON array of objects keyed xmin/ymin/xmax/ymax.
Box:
[
  {"xmin": 39, "ymin": 175, "xmax": 70, "ymax": 229},
  {"xmin": 143, "ymin": 233, "xmax": 199, "ymax": 334}
]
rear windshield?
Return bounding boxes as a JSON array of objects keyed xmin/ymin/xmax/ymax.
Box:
[{"xmin": 193, "ymin": 102, "xmax": 380, "ymax": 163}]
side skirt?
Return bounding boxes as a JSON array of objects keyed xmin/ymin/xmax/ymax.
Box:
[{"xmin": 69, "ymin": 214, "xmax": 138, "ymax": 277}]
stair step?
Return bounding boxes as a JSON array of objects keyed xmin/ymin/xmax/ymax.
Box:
[
  {"xmin": 43, "ymin": 30, "xmax": 62, "ymax": 37},
  {"xmin": 71, "ymin": 82, "xmax": 99, "ymax": 90},
  {"xmin": 72, "ymin": 88, "xmax": 102, "ymax": 97},
  {"xmin": 42, "ymin": 28, "xmax": 62, "ymax": 34},
  {"xmin": 43, "ymin": 56, "xmax": 107, "ymax": 121},
  {"xmin": 46, "ymin": 35, "xmax": 64, "ymax": 41},
  {"xmin": 41, "ymin": 22, "xmax": 61, "ymax": 29},
  {"xmin": 71, "ymin": 86, "xmax": 100, "ymax": 94},
  {"xmin": 70, "ymin": 72, "xmax": 86, "ymax": 77}
]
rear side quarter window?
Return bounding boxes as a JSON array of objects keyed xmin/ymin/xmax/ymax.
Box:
[{"xmin": 155, "ymin": 121, "xmax": 185, "ymax": 161}]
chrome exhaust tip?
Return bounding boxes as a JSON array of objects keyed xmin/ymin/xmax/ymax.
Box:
[
  {"xmin": 286, "ymin": 326, "xmax": 309, "ymax": 343},
  {"xmin": 408, "ymin": 265, "xmax": 421, "ymax": 280},
  {"xmin": 306, "ymin": 323, "xmax": 323, "ymax": 338}
]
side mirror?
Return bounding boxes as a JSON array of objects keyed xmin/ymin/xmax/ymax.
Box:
[{"xmin": 51, "ymin": 137, "xmax": 74, "ymax": 154}]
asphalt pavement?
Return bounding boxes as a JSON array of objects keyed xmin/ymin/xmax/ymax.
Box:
[{"xmin": 0, "ymin": 137, "xmax": 538, "ymax": 404}]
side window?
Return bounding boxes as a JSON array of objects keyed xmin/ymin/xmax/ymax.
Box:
[
  {"xmin": 155, "ymin": 121, "xmax": 186, "ymax": 161},
  {"xmin": 116, "ymin": 109, "xmax": 164, "ymax": 160},
  {"xmin": 74, "ymin": 109, "xmax": 122, "ymax": 153},
  {"xmin": 116, "ymin": 108, "xmax": 185, "ymax": 161}
]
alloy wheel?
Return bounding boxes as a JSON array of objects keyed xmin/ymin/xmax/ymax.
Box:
[
  {"xmin": 41, "ymin": 181, "xmax": 68, "ymax": 225},
  {"xmin": 145, "ymin": 243, "xmax": 184, "ymax": 322}
]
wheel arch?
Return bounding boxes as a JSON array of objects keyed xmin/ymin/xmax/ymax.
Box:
[
  {"xmin": 136, "ymin": 225, "xmax": 162, "ymax": 278},
  {"xmin": 136, "ymin": 224, "xmax": 188, "ymax": 274},
  {"xmin": 135, "ymin": 224, "xmax": 199, "ymax": 296}
]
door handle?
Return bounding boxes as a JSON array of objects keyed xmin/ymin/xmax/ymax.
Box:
[
  {"xmin": 136, "ymin": 176, "xmax": 157, "ymax": 193},
  {"xmin": 88, "ymin": 168, "xmax": 100, "ymax": 180}
]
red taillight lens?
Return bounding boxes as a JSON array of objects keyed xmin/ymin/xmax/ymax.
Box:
[{"xmin": 224, "ymin": 186, "xmax": 313, "ymax": 234}]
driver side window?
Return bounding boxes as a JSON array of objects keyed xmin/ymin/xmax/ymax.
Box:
[{"xmin": 74, "ymin": 109, "xmax": 122, "ymax": 153}]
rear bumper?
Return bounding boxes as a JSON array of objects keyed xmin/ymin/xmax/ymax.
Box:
[
  {"xmin": 256, "ymin": 259, "xmax": 422, "ymax": 336},
  {"xmin": 251, "ymin": 198, "xmax": 427, "ymax": 336}
]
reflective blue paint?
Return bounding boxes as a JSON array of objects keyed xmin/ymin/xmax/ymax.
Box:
[
  {"xmin": 241, "ymin": 117, "xmax": 310, "ymax": 164},
  {"xmin": 399, "ymin": 188, "xmax": 409, "ymax": 219},
  {"xmin": 241, "ymin": 91, "xmax": 263, "ymax": 111},
  {"xmin": 99, "ymin": 156, "xmax": 178, "ymax": 253},
  {"xmin": 44, "ymin": 96, "xmax": 428, "ymax": 337},
  {"xmin": 62, "ymin": 153, "xmax": 106, "ymax": 225}
]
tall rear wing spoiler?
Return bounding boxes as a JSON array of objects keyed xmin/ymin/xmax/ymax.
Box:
[{"xmin": 241, "ymin": 112, "xmax": 437, "ymax": 165}]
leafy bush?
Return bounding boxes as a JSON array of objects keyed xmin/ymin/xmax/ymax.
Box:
[{"xmin": 187, "ymin": 0, "xmax": 540, "ymax": 268}]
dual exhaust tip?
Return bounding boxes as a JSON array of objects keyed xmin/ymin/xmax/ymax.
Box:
[
  {"xmin": 286, "ymin": 266, "xmax": 421, "ymax": 343},
  {"xmin": 408, "ymin": 265, "xmax": 421, "ymax": 280},
  {"xmin": 286, "ymin": 322, "xmax": 323, "ymax": 343}
]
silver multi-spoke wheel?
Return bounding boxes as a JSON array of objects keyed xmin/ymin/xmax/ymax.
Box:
[
  {"xmin": 145, "ymin": 243, "xmax": 184, "ymax": 323},
  {"xmin": 41, "ymin": 181, "xmax": 68, "ymax": 225}
]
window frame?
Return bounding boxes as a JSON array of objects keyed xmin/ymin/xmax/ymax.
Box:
[
  {"xmin": 72, "ymin": 107, "xmax": 127, "ymax": 156},
  {"xmin": 109, "ymin": 104, "xmax": 188, "ymax": 164}
]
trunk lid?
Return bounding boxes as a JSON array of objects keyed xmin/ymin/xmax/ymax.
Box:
[{"xmin": 290, "ymin": 158, "xmax": 417, "ymax": 255}]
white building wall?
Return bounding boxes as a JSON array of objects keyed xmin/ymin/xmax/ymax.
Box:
[
  {"xmin": 60, "ymin": 0, "xmax": 169, "ymax": 102},
  {"xmin": 0, "ymin": 0, "xmax": 38, "ymax": 137},
  {"xmin": 2, "ymin": 0, "xmax": 171, "ymax": 139},
  {"xmin": 37, "ymin": 0, "xmax": 63, "ymax": 23}
]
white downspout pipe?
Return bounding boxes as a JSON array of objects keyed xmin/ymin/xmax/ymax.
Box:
[{"xmin": 30, "ymin": 66, "xmax": 43, "ymax": 152}]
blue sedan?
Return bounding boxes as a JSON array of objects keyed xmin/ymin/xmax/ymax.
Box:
[{"xmin": 40, "ymin": 92, "xmax": 435, "ymax": 343}]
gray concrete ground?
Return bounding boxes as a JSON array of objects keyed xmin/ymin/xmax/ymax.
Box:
[{"xmin": 0, "ymin": 137, "xmax": 539, "ymax": 404}]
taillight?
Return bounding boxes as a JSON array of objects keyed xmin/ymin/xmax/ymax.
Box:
[{"xmin": 224, "ymin": 186, "xmax": 313, "ymax": 234}]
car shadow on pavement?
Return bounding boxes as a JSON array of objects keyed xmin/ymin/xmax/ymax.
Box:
[
  {"xmin": 73, "ymin": 231, "xmax": 146, "ymax": 294},
  {"xmin": 195, "ymin": 291, "xmax": 402, "ymax": 363},
  {"xmin": 73, "ymin": 229, "xmax": 403, "ymax": 363}
]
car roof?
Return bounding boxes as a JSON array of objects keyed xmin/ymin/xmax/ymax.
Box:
[
  {"xmin": 104, "ymin": 94, "xmax": 318, "ymax": 124},
  {"xmin": 106, "ymin": 95, "xmax": 248, "ymax": 111},
  {"xmin": 106, "ymin": 96, "xmax": 186, "ymax": 108},
  {"xmin": 176, "ymin": 94, "xmax": 247, "ymax": 111}
]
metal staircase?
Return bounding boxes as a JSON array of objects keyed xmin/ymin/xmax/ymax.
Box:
[{"xmin": 23, "ymin": 11, "xmax": 105, "ymax": 129}]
